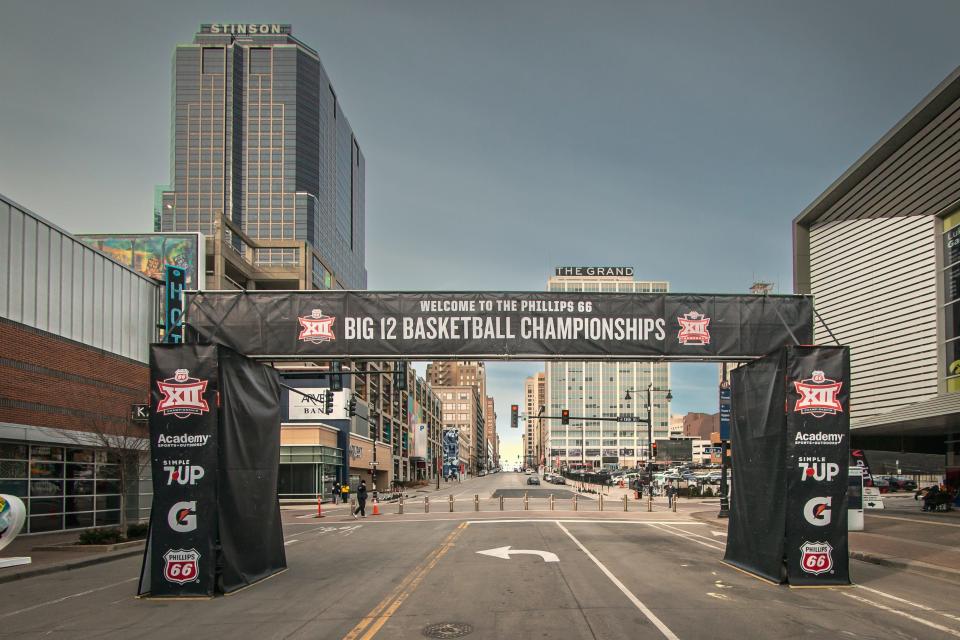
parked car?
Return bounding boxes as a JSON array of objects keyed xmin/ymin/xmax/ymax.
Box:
[{"xmin": 527, "ymin": 475, "xmax": 541, "ymax": 485}]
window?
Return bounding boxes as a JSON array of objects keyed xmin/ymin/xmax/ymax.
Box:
[
  {"xmin": 249, "ymin": 48, "xmax": 271, "ymax": 74},
  {"xmin": 202, "ymin": 48, "xmax": 224, "ymax": 74}
]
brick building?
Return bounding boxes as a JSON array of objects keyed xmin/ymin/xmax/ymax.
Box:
[{"xmin": 0, "ymin": 194, "xmax": 160, "ymax": 533}]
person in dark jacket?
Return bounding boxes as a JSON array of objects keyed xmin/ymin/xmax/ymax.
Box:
[
  {"xmin": 332, "ymin": 482, "xmax": 341, "ymax": 504},
  {"xmin": 353, "ymin": 480, "xmax": 368, "ymax": 518}
]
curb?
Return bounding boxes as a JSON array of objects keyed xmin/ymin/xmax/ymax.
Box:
[
  {"xmin": 849, "ymin": 551, "xmax": 960, "ymax": 583},
  {"xmin": 0, "ymin": 548, "xmax": 143, "ymax": 585}
]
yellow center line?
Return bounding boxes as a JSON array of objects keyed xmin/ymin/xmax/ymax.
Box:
[{"xmin": 342, "ymin": 522, "xmax": 469, "ymax": 640}]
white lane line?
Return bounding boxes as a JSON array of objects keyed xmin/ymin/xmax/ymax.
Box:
[
  {"xmin": 648, "ymin": 524, "xmax": 725, "ymax": 552},
  {"xmin": 842, "ymin": 592, "xmax": 960, "ymax": 638},
  {"xmin": 284, "ymin": 539, "xmax": 300, "ymax": 546},
  {"xmin": 856, "ymin": 584, "xmax": 960, "ymax": 623},
  {"xmin": 0, "ymin": 577, "xmax": 138, "ymax": 620},
  {"xmin": 867, "ymin": 514, "xmax": 960, "ymax": 528},
  {"xmin": 657, "ymin": 523, "xmax": 728, "ymax": 548},
  {"xmin": 556, "ymin": 522, "xmax": 680, "ymax": 640},
  {"xmin": 468, "ymin": 519, "xmax": 708, "ymax": 525}
]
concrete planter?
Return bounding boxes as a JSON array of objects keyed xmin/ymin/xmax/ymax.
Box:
[{"xmin": 33, "ymin": 539, "xmax": 146, "ymax": 553}]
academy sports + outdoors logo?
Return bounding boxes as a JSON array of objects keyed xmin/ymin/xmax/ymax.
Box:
[
  {"xmin": 803, "ymin": 496, "xmax": 832, "ymax": 527},
  {"xmin": 677, "ymin": 311, "xmax": 710, "ymax": 346},
  {"xmin": 298, "ymin": 309, "xmax": 336, "ymax": 343},
  {"xmin": 156, "ymin": 369, "xmax": 209, "ymax": 419},
  {"xmin": 167, "ymin": 500, "xmax": 197, "ymax": 533},
  {"xmin": 793, "ymin": 370, "xmax": 843, "ymax": 418}
]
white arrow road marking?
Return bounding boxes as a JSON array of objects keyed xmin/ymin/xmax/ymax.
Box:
[
  {"xmin": 710, "ymin": 530, "xmax": 727, "ymax": 537},
  {"xmin": 476, "ymin": 545, "xmax": 559, "ymax": 563},
  {"xmin": 284, "ymin": 539, "xmax": 299, "ymax": 546}
]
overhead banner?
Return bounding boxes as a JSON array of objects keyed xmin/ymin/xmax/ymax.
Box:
[{"xmin": 185, "ymin": 291, "xmax": 813, "ymax": 360}]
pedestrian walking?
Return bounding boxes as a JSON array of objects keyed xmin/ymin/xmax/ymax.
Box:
[
  {"xmin": 331, "ymin": 481, "xmax": 341, "ymax": 505},
  {"xmin": 353, "ymin": 480, "xmax": 368, "ymax": 518},
  {"xmin": 341, "ymin": 482, "xmax": 350, "ymax": 507},
  {"xmin": 666, "ymin": 481, "xmax": 675, "ymax": 508}
]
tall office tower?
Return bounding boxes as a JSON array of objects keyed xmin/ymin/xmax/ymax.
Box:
[
  {"xmin": 545, "ymin": 271, "xmax": 671, "ymax": 470},
  {"xmin": 523, "ymin": 372, "xmax": 546, "ymax": 469},
  {"xmin": 159, "ymin": 23, "xmax": 366, "ymax": 290},
  {"xmin": 426, "ymin": 361, "xmax": 488, "ymax": 472},
  {"xmin": 485, "ymin": 396, "xmax": 498, "ymax": 469}
]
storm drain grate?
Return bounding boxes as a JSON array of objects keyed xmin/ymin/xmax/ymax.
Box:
[{"xmin": 422, "ymin": 622, "xmax": 473, "ymax": 638}]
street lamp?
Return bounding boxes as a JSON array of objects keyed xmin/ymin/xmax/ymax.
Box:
[{"xmin": 624, "ymin": 384, "xmax": 672, "ymax": 498}]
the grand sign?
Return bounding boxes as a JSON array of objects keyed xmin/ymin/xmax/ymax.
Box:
[{"xmin": 185, "ymin": 291, "xmax": 812, "ymax": 361}]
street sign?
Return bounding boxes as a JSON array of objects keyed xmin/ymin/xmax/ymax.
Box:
[
  {"xmin": 131, "ymin": 404, "xmax": 149, "ymax": 422},
  {"xmin": 617, "ymin": 415, "xmax": 638, "ymax": 422},
  {"xmin": 369, "ymin": 461, "xmax": 379, "ymax": 466}
]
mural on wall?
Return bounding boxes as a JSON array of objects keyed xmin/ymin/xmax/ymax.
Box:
[{"xmin": 442, "ymin": 428, "xmax": 460, "ymax": 478}]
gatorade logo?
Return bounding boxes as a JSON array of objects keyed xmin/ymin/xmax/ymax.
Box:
[{"xmin": 803, "ymin": 496, "xmax": 832, "ymax": 527}]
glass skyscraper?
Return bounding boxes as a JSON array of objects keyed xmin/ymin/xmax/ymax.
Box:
[
  {"xmin": 545, "ymin": 273, "xmax": 671, "ymax": 470},
  {"xmin": 159, "ymin": 24, "xmax": 366, "ymax": 290}
]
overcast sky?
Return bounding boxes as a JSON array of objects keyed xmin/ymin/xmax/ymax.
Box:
[{"xmin": 3, "ymin": 0, "xmax": 959, "ymax": 464}]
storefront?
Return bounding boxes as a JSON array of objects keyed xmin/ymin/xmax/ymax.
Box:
[
  {"xmin": 278, "ymin": 424, "xmax": 343, "ymax": 501},
  {"xmin": 347, "ymin": 434, "xmax": 392, "ymax": 492}
]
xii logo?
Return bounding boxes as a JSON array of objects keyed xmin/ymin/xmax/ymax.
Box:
[{"xmin": 156, "ymin": 369, "xmax": 209, "ymax": 419}]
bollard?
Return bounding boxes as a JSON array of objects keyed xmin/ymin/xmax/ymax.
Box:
[
  {"xmin": 317, "ymin": 495, "xmax": 324, "ymax": 518},
  {"xmin": 647, "ymin": 495, "xmax": 652, "ymax": 512},
  {"xmin": 573, "ymin": 494, "xmax": 578, "ymax": 511},
  {"xmin": 399, "ymin": 496, "xmax": 404, "ymax": 515},
  {"xmin": 474, "ymin": 494, "xmax": 479, "ymax": 511},
  {"xmin": 499, "ymin": 495, "xmax": 504, "ymax": 511},
  {"xmin": 672, "ymin": 496, "xmax": 677, "ymax": 513},
  {"xmin": 425, "ymin": 496, "xmax": 430, "ymax": 513},
  {"xmin": 449, "ymin": 494, "xmax": 454, "ymax": 513},
  {"xmin": 524, "ymin": 491, "xmax": 529, "ymax": 511},
  {"xmin": 550, "ymin": 494, "xmax": 555, "ymax": 511},
  {"xmin": 624, "ymin": 495, "xmax": 628, "ymax": 512},
  {"xmin": 598, "ymin": 493, "xmax": 603, "ymax": 511}
]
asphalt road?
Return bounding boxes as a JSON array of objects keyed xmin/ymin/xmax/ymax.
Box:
[{"xmin": 1, "ymin": 472, "xmax": 958, "ymax": 640}]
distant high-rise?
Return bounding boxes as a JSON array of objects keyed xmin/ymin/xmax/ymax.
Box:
[
  {"xmin": 159, "ymin": 23, "xmax": 366, "ymax": 290},
  {"xmin": 545, "ymin": 271, "xmax": 671, "ymax": 470}
]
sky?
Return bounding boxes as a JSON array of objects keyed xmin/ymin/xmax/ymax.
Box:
[{"xmin": 3, "ymin": 0, "xmax": 960, "ymax": 465}]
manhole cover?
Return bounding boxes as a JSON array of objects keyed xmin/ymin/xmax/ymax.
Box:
[{"xmin": 422, "ymin": 622, "xmax": 473, "ymax": 638}]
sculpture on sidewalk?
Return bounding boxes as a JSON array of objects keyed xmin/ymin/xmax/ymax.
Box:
[{"xmin": 0, "ymin": 494, "xmax": 29, "ymax": 567}]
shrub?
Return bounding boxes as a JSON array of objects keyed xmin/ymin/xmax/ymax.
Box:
[
  {"xmin": 702, "ymin": 486, "xmax": 714, "ymax": 498},
  {"xmin": 78, "ymin": 528, "xmax": 123, "ymax": 545},
  {"xmin": 126, "ymin": 523, "xmax": 149, "ymax": 539}
]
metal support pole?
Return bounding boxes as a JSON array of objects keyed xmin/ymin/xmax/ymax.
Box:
[
  {"xmin": 474, "ymin": 494, "xmax": 479, "ymax": 511},
  {"xmin": 449, "ymin": 494, "xmax": 454, "ymax": 512},
  {"xmin": 399, "ymin": 496, "xmax": 404, "ymax": 515},
  {"xmin": 718, "ymin": 440, "xmax": 731, "ymax": 518},
  {"xmin": 425, "ymin": 496, "xmax": 429, "ymax": 513}
]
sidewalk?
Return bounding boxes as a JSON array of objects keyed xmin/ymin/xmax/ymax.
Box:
[
  {"xmin": 0, "ymin": 529, "xmax": 144, "ymax": 585},
  {"xmin": 691, "ymin": 497, "xmax": 960, "ymax": 583}
]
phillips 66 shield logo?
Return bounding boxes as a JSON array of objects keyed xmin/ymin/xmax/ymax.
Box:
[
  {"xmin": 156, "ymin": 369, "xmax": 209, "ymax": 419},
  {"xmin": 793, "ymin": 371, "xmax": 843, "ymax": 418},
  {"xmin": 677, "ymin": 311, "xmax": 710, "ymax": 345},
  {"xmin": 163, "ymin": 548, "xmax": 201, "ymax": 584},
  {"xmin": 799, "ymin": 541, "xmax": 833, "ymax": 575},
  {"xmin": 298, "ymin": 309, "xmax": 336, "ymax": 343}
]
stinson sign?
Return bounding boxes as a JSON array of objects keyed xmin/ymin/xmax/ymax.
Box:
[
  {"xmin": 200, "ymin": 23, "xmax": 290, "ymax": 35},
  {"xmin": 185, "ymin": 291, "xmax": 813, "ymax": 361}
]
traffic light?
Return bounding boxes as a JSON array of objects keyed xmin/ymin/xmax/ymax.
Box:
[
  {"xmin": 651, "ymin": 442, "xmax": 658, "ymax": 459},
  {"xmin": 510, "ymin": 404, "xmax": 519, "ymax": 429},
  {"xmin": 324, "ymin": 389, "xmax": 334, "ymax": 414},
  {"xmin": 329, "ymin": 361, "xmax": 343, "ymax": 392},
  {"xmin": 348, "ymin": 394, "xmax": 358, "ymax": 417},
  {"xmin": 561, "ymin": 409, "xmax": 570, "ymax": 425},
  {"xmin": 393, "ymin": 360, "xmax": 407, "ymax": 391}
]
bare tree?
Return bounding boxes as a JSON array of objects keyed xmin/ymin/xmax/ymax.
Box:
[{"xmin": 65, "ymin": 390, "xmax": 150, "ymax": 535}]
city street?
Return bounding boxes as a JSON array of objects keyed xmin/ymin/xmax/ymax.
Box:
[{"xmin": 1, "ymin": 472, "xmax": 959, "ymax": 640}]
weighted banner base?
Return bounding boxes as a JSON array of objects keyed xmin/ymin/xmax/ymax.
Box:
[{"xmin": 0, "ymin": 557, "xmax": 31, "ymax": 568}]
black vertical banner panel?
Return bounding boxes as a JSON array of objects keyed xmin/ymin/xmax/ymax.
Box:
[
  {"xmin": 723, "ymin": 349, "xmax": 787, "ymax": 583},
  {"xmin": 216, "ymin": 347, "xmax": 287, "ymax": 593},
  {"xmin": 143, "ymin": 344, "xmax": 219, "ymax": 597},
  {"xmin": 784, "ymin": 346, "xmax": 850, "ymax": 586}
]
